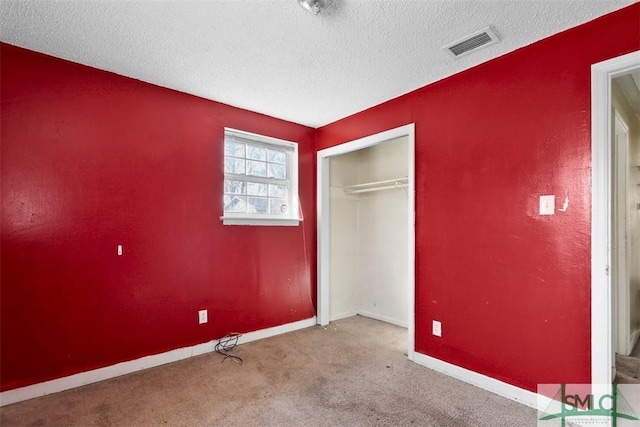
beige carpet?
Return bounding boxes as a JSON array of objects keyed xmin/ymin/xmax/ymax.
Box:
[
  {"xmin": 615, "ymin": 338, "xmax": 640, "ymax": 384},
  {"xmin": 0, "ymin": 316, "xmax": 536, "ymax": 426}
]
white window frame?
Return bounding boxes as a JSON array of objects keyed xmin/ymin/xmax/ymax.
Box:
[{"xmin": 221, "ymin": 128, "xmax": 300, "ymax": 226}]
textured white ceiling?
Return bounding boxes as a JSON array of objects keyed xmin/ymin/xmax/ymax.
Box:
[{"xmin": 0, "ymin": 0, "xmax": 636, "ymax": 128}]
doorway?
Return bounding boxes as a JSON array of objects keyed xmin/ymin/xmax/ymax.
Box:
[
  {"xmin": 612, "ymin": 74, "xmax": 640, "ymax": 383},
  {"xmin": 317, "ymin": 124, "xmax": 415, "ymax": 360},
  {"xmin": 591, "ymin": 51, "xmax": 640, "ymax": 386}
]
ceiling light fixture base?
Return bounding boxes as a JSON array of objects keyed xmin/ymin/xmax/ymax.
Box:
[{"xmin": 297, "ymin": 0, "xmax": 333, "ymax": 15}]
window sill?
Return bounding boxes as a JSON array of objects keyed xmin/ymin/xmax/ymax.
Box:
[{"xmin": 220, "ymin": 216, "xmax": 301, "ymax": 226}]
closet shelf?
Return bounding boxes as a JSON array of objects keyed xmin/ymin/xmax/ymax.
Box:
[{"xmin": 343, "ymin": 177, "xmax": 408, "ymax": 195}]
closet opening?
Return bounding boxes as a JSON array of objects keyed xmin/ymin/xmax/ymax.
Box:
[{"xmin": 317, "ymin": 124, "xmax": 415, "ymax": 360}]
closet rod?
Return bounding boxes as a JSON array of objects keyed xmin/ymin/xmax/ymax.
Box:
[
  {"xmin": 345, "ymin": 183, "xmax": 408, "ymax": 194},
  {"xmin": 343, "ymin": 177, "xmax": 408, "ymax": 194}
]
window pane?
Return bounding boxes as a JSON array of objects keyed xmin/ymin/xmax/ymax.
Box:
[
  {"xmin": 247, "ymin": 145, "xmax": 267, "ymax": 161},
  {"xmin": 268, "ymin": 184, "xmax": 288, "ymax": 198},
  {"xmin": 247, "ymin": 197, "xmax": 268, "ymax": 214},
  {"xmin": 267, "ymin": 163, "xmax": 287, "ymax": 179},
  {"xmin": 267, "ymin": 149, "xmax": 287, "ymax": 164},
  {"xmin": 224, "ymin": 195, "xmax": 247, "ymax": 213},
  {"xmin": 224, "ymin": 157, "xmax": 245, "ymax": 175},
  {"xmin": 246, "ymin": 160, "xmax": 267, "ymax": 177},
  {"xmin": 224, "ymin": 141, "xmax": 245, "ymax": 157},
  {"xmin": 224, "ymin": 180, "xmax": 246, "ymax": 194},
  {"xmin": 269, "ymin": 198, "xmax": 289, "ymax": 215},
  {"xmin": 247, "ymin": 182, "xmax": 268, "ymax": 196},
  {"xmin": 223, "ymin": 130, "xmax": 297, "ymax": 223}
]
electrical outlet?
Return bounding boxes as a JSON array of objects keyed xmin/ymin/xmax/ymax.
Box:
[
  {"xmin": 198, "ymin": 309, "xmax": 208, "ymax": 324},
  {"xmin": 432, "ymin": 320, "xmax": 442, "ymax": 337}
]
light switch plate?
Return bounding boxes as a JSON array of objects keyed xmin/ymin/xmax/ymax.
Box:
[
  {"xmin": 432, "ymin": 320, "xmax": 442, "ymax": 337},
  {"xmin": 539, "ymin": 195, "xmax": 555, "ymax": 215}
]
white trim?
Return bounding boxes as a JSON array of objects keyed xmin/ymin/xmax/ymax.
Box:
[
  {"xmin": 591, "ymin": 50, "xmax": 640, "ymax": 387},
  {"xmin": 237, "ymin": 317, "xmax": 317, "ymax": 345},
  {"xmin": 613, "ymin": 109, "xmax": 632, "ymax": 356},
  {"xmin": 329, "ymin": 310, "xmax": 358, "ymax": 322},
  {"xmin": 222, "ymin": 127, "xmax": 300, "ymax": 226},
  {"xmin": 407, "ymin": 124, "xmax": 416, "ymax": 361},
  {"xmin": 317, "ymin": 154, "xmax": 331, "ymax": 326},
  {"xmin": 356, "ymin": 310, "xmax": 408, "ymax": 328},
  {"xmin": 412, "ymin": 352, "xmax": 538, "ymax": 408},
  {"xmin": 0, "ymin": 317, "xmax": 316, "ymax": 407},
  {"xmin": 316, "ymin": 123, "xmax": 416, "ymax": 361},
  {"xmin": 220, "ymin": 217, "xmax": 301, "ymax": 226}
]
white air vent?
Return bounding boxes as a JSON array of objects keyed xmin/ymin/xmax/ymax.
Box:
[{"xmin": 443, "ymin": 27, "xmax": 500, "ymax": 59}]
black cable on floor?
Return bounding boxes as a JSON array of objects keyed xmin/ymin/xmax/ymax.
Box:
[{"xmin": 215, "ymin": 333, "xmax": 243, "ymax": 364}]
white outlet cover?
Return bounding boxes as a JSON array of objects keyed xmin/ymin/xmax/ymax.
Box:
[
  {"xmin": 539, "ymin": 195, "xmax": 555, "ymax": 216},
  {"xmin": 432, "ymin": 320, "xmax": 442, "ymax": 337},
  {"xmin": 198, "ymin": 309, "xmax": 208, "ymax": 324}
]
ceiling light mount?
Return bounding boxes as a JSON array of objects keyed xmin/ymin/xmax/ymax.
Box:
[{"xmin": 297, "ymin": 0, "xmax": 333, "ymax": 15}]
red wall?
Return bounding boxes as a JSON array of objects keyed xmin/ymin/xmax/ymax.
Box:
[
  {"xmin": 0, "ymin": 43, "xmax": 316, "ymax": 391},
  {"xmin": 2, "ymin": 4, "xmax": 639, "ymax": 396},
  {"xmin": 317, "ymin": 4, "xmax": 639, "ymax": 392}
]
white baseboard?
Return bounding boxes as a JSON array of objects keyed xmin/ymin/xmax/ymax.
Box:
[
  {"xmin": 0, "ymin": 317, "xmax": 317, "ymax": 407},
  {"xmin": 330, "ymin": 310, "xmax": 357, "ymax": 322},
  {"xmin": 357, "ymin": 310, "xmax": 408, "ymax": 328},
  {"xmin": 412, "ymin": 352, "xmax": 538, "ymax": 409},
  {"xmin": 238, "ymin": 317, "xmax": 317, "ymax": 346}
]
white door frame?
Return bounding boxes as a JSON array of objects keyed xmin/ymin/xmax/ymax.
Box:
[
  {"xmin": 591, "ymin": 50, "xmax": 640, "ymax": 386},
  {"xmin": 613, "ymin": 110, "xmax": 631, "ymax": 356},
  {"xmin": 317, "ymin": 123, "xmax": 416, "ymax": 360}
]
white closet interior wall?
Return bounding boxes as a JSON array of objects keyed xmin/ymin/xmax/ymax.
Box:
[{"xmin": 329, "ymin": 136, "xmax": 409, "ymax": 327}]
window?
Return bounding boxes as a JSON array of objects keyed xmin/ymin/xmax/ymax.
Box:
[{"xmin": 222, "ymin": 128, "xmax": 300, "ymax": 226}]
